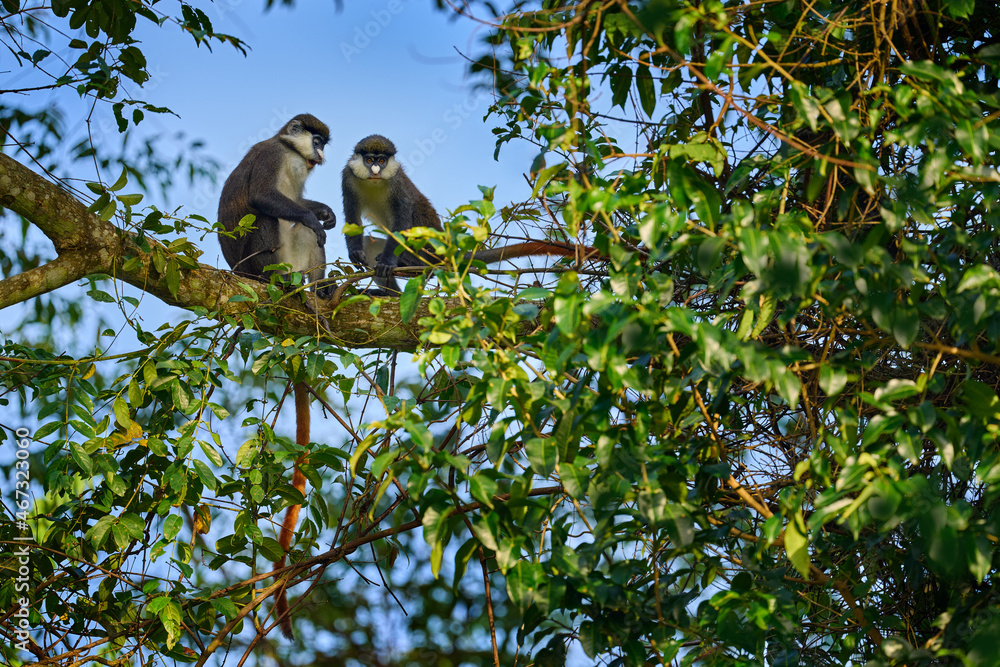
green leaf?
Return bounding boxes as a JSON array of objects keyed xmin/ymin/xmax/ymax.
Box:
[
  {"xmin": 636, "ymin": 63, "xmax": 656, "ymax": 117},
  {"xmin": 99, "ymin": 199, "xmax": 117, "ymax": 221},
  {"xmin": 165, "ymin": 260, "xmax": 181, "ymax": 300},
  {"xmin": 874, "ymin": 379, "xmax": 919, "ymax": 404},
  {"xmin": 147, "ymin": 596, "xmax": 170, "ymax": 614},
  {"xmin": 525, "ymin": 437, "xmax": 557, "ymax": 477},
  {"xmin": 192, "ymin": 459, "xmax": 217, "ymax": 490},
  {"xmin": 399, "ymin": 277, "xmax": 421, "ymax": 323},
  {"xmin": 87, "ymin": 289, "xmax": 115, "ymax": 303},
  {"xmin": 259, "ymin": 537, "xmax": 284, "ymax": 562},
  {"xmin": 85, "ymin": 515, "xmax": 115, "ymax": 549},
  {"xmin": 518, "ymin": 286, "xmax": 551, "ymax": 301},
  {"xmin": 506, "ymin": 561, "xmax": 542, "ymax": 613},
  {"xmin": 738, "ymin": 227, "xmax": 768, "ymax": 274},
  {"xmin": 609, "ymin": 64, "xmax": 632, "ymax": 110},
  {"xmin": 946, "ymin": 0, "xmax": 975, "ymax": 18},
  {"xmin": 784, "ymin": 513, "xmax": 810, "ymax": 577},
  {"xmin": 790, "ymin": 82, "xmax": 821, "ymax": 132},
  {"xmin": 553, "ymin": 292, "xmax": 581, "ymax": 334},
  {"xmin": 771, "ymin": 365, "xmax": 801, "ymax": 406},
  {"xmin": 957, "ymin": 264, "xmax": 999, "ymax": 292},
  {"xmin": 118, "ymin": 193, "xmax": 144, "ymax": 206},
  {"xmin": 70, "ymin": 442, "xmax": 94, "ymax": 476},
  {"xmin": 371, "ymin": 447, "xmax": 398, "ymax": 479},
  {"xmin": 119, "ymin": 513, "xmax": 145, "ymax": 541},
  {"xmin": 705, "ymin": 37, "xmax": 733, "ymax": 81},
  {"xmin": 114, "ymin": 395, "xmax": 132, "ymax": 428},
  {"xmin": 163, "ymin": 514, "xmax": 183, "ymax": 540},
  {"xmin": 637, "ymin": 488, "xmax": 667, "ymax": 524},
  {"xmin": 468, "ymin": 474, "xmax": 499, "ymax": 509},
  {"xmin": 213, "ymin": 598, "xmax": 239, "ymax": 621},
  {"xmin": 469, "ymin": 517, "xmax": 499, "ymax": 551},
  {"xmin": 662, "ymin": 503, "xmax": 694, "ymax": 548},
  {"xmin": 158, "ymin": 600, "xmax": 183, "ymax": 649},
  {"xmin": 892, "ymin": 307, "xmax": 919, "ymax": 347},
  {"xmin": 896, "ymin": 430, "xmax": 920, "ymax": 464},
  {"xmin": 422, "ymin": 503, "xmax": 451, "ymax": 577},
  {"xmin": 109, "ymin": 166, "xmax": 128, "ymax": 192},
  {"xmin": 960, "ymin": 381, "xmax": 1000, "ymax": 420},
  {"xmin": 558, "ymin": 460, "xmax": 590, "ymax": 499},
  {"xmin": 819, "ymin": 365, "xmax": 848, "ymax": 397},
  {"xmin": 199, "ymin": 440, "xmax": 223, "ymax": 466},
  {"xmin": 430, "ymin": 536, "xmax": 444, "ymax": 579},
  {"xmin": 350, "ymin": 435, "xmax": 378, "ymax": 476},
  {"xmin": 752, "ymin": 295, "xmax": 776, "ymax": 338},
  {"xmin": 696, "ymin": 236, "xmax": 725, "ymax": 274},
  {"xmin": 530, "ymin": 161, "xmax": 567, "ymax": 198},
  {"xmin": 969, "ymin": 533, "xmax": 991, "ymax": 583}
]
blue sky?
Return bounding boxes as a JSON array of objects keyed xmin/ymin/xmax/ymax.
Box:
[{"xmin": 127, "ymin": 0, "xmax": 538, "ymax": 271}]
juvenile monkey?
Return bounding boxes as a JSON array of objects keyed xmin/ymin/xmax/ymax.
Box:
[
  {"xmin": 342, "ymin": 134, "xmax": 597, "ymax": 295},
  {"xmin": 217, "ymin": 113, "xmax": 335, "ymax": 640}
]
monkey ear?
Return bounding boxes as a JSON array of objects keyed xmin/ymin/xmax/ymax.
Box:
[{"xmin": 287, "ymin": 120, "xmax": 302, "ymax": 134}]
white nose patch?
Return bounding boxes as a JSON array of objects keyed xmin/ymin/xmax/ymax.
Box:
[
  {"xmin": 316, "ymin": 148, "xmax": 324, "ymax": 164},
  {"xmin": 372, "ymin": 164, "xmax": 381, "ymax": 174}
]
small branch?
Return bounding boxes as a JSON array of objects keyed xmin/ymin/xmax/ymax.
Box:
[{"xmin": 0, "ymin": 250, "xmax": 95, "ymax": 307}]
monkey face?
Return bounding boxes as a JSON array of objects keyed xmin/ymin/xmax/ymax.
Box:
[
  {"xmin": 348, "ymin": 152, "xmax": 400, "ymax": 181},
  {"xmin": 308, "ymin": 135, "xmax": 326, "ymax": 169},
  {"xmin": 281, "ymin": 120, "xmax": 327, "ymax": 169},
  {"xmin": 365, "ymin": 154, "xmax": 388, "ymax": 174}
]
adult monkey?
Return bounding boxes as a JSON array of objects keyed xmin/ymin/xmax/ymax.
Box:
[
  {"xmin": 217, "ymin": 113, "xmax": 334, "ymax": 639},
  {"xmin": 342, "ymin": 134, "xmax": 599, "ymax": 295},
  {"xmin": 218, "ymin": 113, "xmax": 337, "ymax": 295}
]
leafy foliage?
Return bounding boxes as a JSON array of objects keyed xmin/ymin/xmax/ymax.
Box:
[{"xmin": 3, "ymin": 1, "xmax": 1000, "ymax": 666}]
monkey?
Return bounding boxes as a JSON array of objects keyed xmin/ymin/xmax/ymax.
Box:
[
  {"xmin": 216, "ymin": 113, "xmax": 336, "ymax": 640},
  {"xmin": 342, "ymin": 134, "xmax": 599, "ymax": 296},
  {"xmin": 218, "ymin": 113, "xmax": 337, "ymax": 296}
]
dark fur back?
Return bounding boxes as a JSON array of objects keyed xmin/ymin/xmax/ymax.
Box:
[
  {"xmin": 392, "ymin": 167, "xmax": 442, "ymax": 232},
  {"xmin": 218, "ymin": 140, "xmax": 281, "ymax": 277}
]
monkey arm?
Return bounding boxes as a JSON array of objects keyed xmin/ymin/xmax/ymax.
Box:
[
  {"xmin": 346, "ymin": 235, "xmax": 366, "ymax": 267},
  {"xmin": 246, "ymin": 161, "xmax": 328, "ymax": 243},
  {"xmin": 373, "ymin": 231, "xmax": 403, "ymax": 295},
  {"xmin": 342, "ymin": 192, "xmax": 368, "ymax": 267},
  {"xmin": 249, "ymin": 190, "xmax": 327, "ymax": 246},
  {"xmin": 375, "ymin": 236, "xmax": 400, "ymax": 271}
]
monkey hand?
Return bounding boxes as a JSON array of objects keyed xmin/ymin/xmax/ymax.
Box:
[
  {"xmin": 301, "ymin": 212, "xmax": 327, "ymax": 247},
  {"xmin": 374, "ymin": 260, "xmax": 396, "ymax": 280},
  {"xmin": 313, "ymin": 203, "xmax": 337, "ymax": 229},
  {"xmin": 348, "ymin": 249, "xmax": 368, "ymax": 268}
]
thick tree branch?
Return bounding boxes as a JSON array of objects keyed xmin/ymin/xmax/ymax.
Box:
[
  {"xmin": 0, "ymin": 250, "xmax": 96, "ymax": 306},
  {"xmin": 0, "ymin": 153, "xmax": 450, "ymax": 350}
]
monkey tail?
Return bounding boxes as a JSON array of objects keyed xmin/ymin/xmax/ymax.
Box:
[
  {"xmin": 463, "ymin": 241, "xmax": 603, "ymax": 264},
  {"xmin": 273, "ymin": 381, "xmax": 310, "ymax": 640}
]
